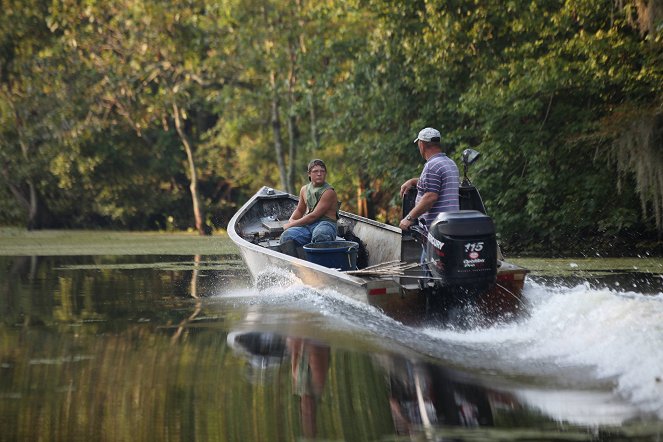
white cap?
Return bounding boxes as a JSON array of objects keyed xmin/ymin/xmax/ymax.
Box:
[{"xmin": 413, "ymin": 127, "xmax": 441, "ymax": 144}]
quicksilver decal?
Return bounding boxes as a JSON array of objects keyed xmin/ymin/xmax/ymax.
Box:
[
  {"xmin": 427, "ymin": 233, "xmax": 444, "ymax": 250},
  {"xmin": 463, "ymin": 258, "xmax": 486, "ymax": 268}
]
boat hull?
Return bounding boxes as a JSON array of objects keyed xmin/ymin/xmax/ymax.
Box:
[{"xmin": 229, "ymin": 187, "xmax": 528, "ymax": 324}]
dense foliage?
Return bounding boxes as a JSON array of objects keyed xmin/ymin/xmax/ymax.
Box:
[{"xmin": 1, "ymin": 0, "xmax": 662, "ymax": 255}]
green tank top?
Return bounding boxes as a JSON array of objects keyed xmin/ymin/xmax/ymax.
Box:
[{"xmin": 305, "ymin": 182, "xmax": 337, "ymax": 223}]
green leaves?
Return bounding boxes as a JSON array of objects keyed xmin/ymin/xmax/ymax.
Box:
[{"xmin": 1, "ymin": 0, "xmax": 661, "ymax": 253}]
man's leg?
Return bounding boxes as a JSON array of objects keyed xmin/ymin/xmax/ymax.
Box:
[
  {"xmin": 310, "ymin": 221, "xmax": 337, "ymax": 243},
  {"xmin": 279, "ymin": 226, "xmax": 313, "ymax": 257}
]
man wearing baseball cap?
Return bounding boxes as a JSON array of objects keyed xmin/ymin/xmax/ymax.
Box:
[{"xmin": 399, "ymin": 127, "xmax": 459, "ymax": 232}]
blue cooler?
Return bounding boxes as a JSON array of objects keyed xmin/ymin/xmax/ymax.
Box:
[{"xmin": 303, "ymin": 241, "xmax": 359, "ymax": 271}]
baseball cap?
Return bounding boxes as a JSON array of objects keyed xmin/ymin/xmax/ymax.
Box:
[
  {"xmin": 413, "ymin": 127, "xmax": 441, "ymax": 144},
  {"xmin": 307, "ymin": 159, "xmax": 326, "ymax": 173}
]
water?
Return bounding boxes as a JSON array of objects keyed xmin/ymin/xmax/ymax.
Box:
[
  {"xmin": 1, "ymin": 255, "xmax": 662, "ymax": 441},
  {"xmin": 421, "ymin": 279, "xmax": 663, "ymax": 423}
]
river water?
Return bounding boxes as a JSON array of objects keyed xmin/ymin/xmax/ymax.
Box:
[{"xmin": 1, "ymin": 254, "xmax": 662, "ymax": 441}]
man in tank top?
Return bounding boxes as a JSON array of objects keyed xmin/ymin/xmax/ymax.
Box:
[{"xmin": 279, "ymin": 159, "xmax": 339, "ymax": 257}]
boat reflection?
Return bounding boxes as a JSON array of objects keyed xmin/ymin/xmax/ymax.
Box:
[
  {"xmin": 376, "ymin": 354, "xmax": 495, "ymax": 433},
  {"xmin": 227, "ymin": 329, "xmax": 513, "ymax": 439}
]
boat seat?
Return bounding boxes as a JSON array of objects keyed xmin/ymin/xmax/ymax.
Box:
[
  {"xmin": 258, "ymin": 239, "xmax": 282, "ymax": 251},
  {"xmin": 261, "ymin": 218, "xmax": 286, "ymax": 236}
]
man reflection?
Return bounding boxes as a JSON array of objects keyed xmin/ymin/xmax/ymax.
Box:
[{"xmin": 287, "ymin": 337, "xmax": 330, "ymax": 439}]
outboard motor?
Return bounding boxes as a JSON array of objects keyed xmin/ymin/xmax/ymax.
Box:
[
  {"xmin": 424, "ymin": 210, "xmax": 497, "ymax": 289},
  {"xmin": 429, "ymin": 148, "xmax": 497, "ymax": 288}
]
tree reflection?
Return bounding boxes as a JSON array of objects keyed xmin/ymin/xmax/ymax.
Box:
[
  {"xmin": 171, "ymin": 255, "xmax": 202, "ymax": 344},
  {"xmin": 1, "ymin": 256, "xmax": 646, "ymax": 440}
]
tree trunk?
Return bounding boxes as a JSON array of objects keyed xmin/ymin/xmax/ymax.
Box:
[
  {"xmin": 308, "ymin": 89, "xmax": 320, "ymax": 151},
  {"xmin": 6, "ymin": 100, "xmax": 41, "ymax": 229},
  {"xmin": 287, "ymin": 113, "xmax": 299, "ymax": 192},
  {"xmin": 357, "ymin": 174, "xmax": 371, "ymax": 218},
  {"xmin": 357, "ymin": 172, "xmax": 376, "ymax": 219},
  {"xmin": 357, "ymin": 184, "xmax": 368, "ymax": 218},
  {"xmin": 172, "ymin": 103, "xmax": 209, "ymax": 236},
  {"xmin": 26, "ymin": 180, "xmax": 38, "ymax": 230},
  {"xmin": 270, "ymin": 71, "xmax": 290, "ymax": 193},
  {"xmin": 286, "ymin": 35, "xmax": 300, "ymax": 192}
]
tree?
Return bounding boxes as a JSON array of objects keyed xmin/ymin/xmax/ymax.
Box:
[
  {"xmin": 205, "ymin": 0, "xmax": 367, "ymax": 202},
  {"xmin": 0, "ymin": 0, "xmax": 61, "ymax": 228},
  {"xmin": 333, "ymin": 0, "xmax": 663, "ymax": 251},
  {"xmin": 50, "ymin": 0, "xmax": 235, "ymax": 234}
]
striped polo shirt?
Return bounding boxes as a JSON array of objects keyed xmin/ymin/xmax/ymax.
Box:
[{"xmin": 416, "ymin": 153, "xmax": 460, "ymax": 229}]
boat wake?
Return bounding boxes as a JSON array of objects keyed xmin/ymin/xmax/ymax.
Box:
[
  {"xmin": 249, "ymin": 266, "xmax": 406, "ymax": 333},
  {"xmin": 422, "ymin": 279, "xmax": 663, "ymax": 420},
  {"xmin": 225, "ymin": 266, "xmax": 663, "ymax": 421}
]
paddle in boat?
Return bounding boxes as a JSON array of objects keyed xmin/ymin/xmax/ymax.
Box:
[{"xmin": 227, "ymin": 149, "xmax": 528, "ymax": 323}]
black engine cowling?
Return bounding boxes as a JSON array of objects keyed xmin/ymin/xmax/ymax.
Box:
[{"xmin": 425, "ymin": 210, "xmax": 497, "ymax": 288}]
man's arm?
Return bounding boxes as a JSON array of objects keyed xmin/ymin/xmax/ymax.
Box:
[
  {"xmin": 284, "ymin": 187, "xmax": 307, "ymax": 228},
  {"xmin": 399, "ymin": 178, "xmax": 419, "ymax": 198},
  {"xmin": 399, "ymin": 191, "xmax": 438, "ymax": 230},
  {"xmin": 284, "ymin": 188, "xmax": 337, "ymax": 229}
]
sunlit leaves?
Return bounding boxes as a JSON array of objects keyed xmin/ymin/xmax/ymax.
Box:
[{"xmin": 0, "ymin": 0, "xmax": 661, "ymax": 251}]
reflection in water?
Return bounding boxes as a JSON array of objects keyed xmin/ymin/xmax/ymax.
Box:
[
  {"xmin": 289, "ymin": 338, "xmax": 330, "ymax": 438},
  {"xmin": 1, "ymin": 255, "xmax": 662, "ymax": 441},
  {"xmin": 227, "ymin": 332, "xmax": 331, "ymax": 438},
  {"xmin": 0, "ymin": 255, "xmax": 252, "ymax": 441},
  {"xmin": 172, "ymin": 255, "xmax": 203, "ymax": 343},
  {"xmin": 224, "ymin": 293, "xmax": 663, "ymax": 441},
  {"xmin": 288, "ymin": 338, "xmax": 329, "ymax": 438},
  {"xmin": 228, "ymin": 328, "xmax": 516, "ymax": 440},
  {"xmin": 378, "ymin": 355, "xmax": 494, "ymax": 434}
]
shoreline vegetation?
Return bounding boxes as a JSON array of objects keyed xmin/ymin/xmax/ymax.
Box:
[
  {"xmin": 1, "ymin": 229, "xmax": 662, "ymax": 277},
  {"xmin": 2, "ymin": 2, "xmax": 662, "ymax": 251}
]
